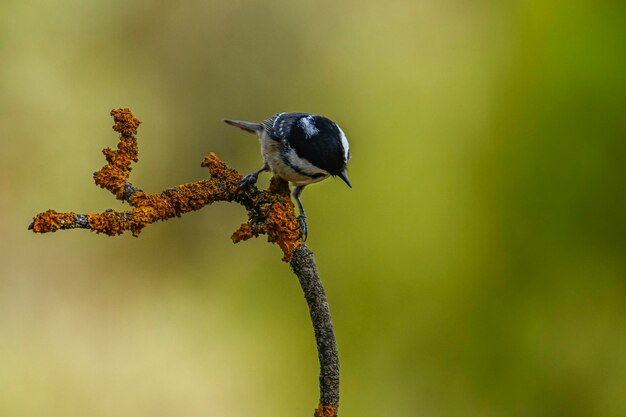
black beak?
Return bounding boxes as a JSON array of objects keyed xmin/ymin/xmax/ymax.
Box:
[{"xmin": 338, "ymin": 170, "xmax": 352, "ymax": 188}]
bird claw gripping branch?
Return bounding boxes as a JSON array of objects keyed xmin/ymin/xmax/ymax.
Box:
[{"xmin": 29, "ymin": 108, "xmax": 303, "ymax": 262}]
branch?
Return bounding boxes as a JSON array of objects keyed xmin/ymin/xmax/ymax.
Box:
[
  {"xmin": 291, "ymin": 245, "xmax": 340, "ymax": 417},
  {"xmin": 28, "ymin": 108, "xmax": 340, "ymax": 416},
  {"xmin": 29, "ymin": 108, "xmax": 303, "ymax": 260}
]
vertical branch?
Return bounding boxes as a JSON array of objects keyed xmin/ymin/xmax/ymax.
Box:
[{"xmin": 290, "ymin": 244, "xmax": 340, "ymax": 417}]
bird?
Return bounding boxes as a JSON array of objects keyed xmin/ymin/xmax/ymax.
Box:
[{"xmin": 224, "ymin": 112, "xmax": 351, "ymax": 240}]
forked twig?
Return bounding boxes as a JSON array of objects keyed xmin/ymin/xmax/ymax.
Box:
[{"xmin": 28, "ymin": 109, "xmax": 340, "ymax": 417}]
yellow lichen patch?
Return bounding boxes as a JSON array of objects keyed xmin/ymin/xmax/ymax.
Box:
[
  {"xmin": 87, "ymin": 212, "xmax": 128, "ymax": 236},
  {"xmin": 268, "ymin": 175, "xmax": 291, "ymax": 195},
  {"xmin": 30, "ymin": 209, "xmax": 77, "ymax": 233},
  {"xmin": 117, "ymin": 137, "xmax": 139, "ymax": 162},
  {"xmin": 264, "ymin": 196, "xmax": 302, "ymax": 262},
  {"xmin": 314, "ymin": 404, "xmax": 337, "ymax": 417},
  {"xmin": 169, "ymin": 181, "xmax": 221, "ymax": 212},
  {"xmin": 130, "ymin": 192, "xmax": 176, "ymax": 218},
  {"xmin": 93, "ymin": 109, "xmax": 140, "ymax": 199},
  {"xmin": 93, "ymin": 165, "xmax": 128, "ymax": 199},
  {"xmin": 231, "ymin": 224, "xmax": 255, "ymax": 243},
  {"xmin": 127, "ymin": 191, "xmax": 152, "ymax": 208},
  {"xmin": 110, "ymin": 108, "xmax": 141, "ymax": 137},
  {"xmin": 130, "ymin": 206, "xmax": 158, "ymax": 225},
  {"xmin": 202, "ymin": 152, "xmax": 242, "ymax": 187}
]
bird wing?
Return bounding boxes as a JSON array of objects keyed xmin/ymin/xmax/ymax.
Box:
[{"xmin": 262, "ymin": 112, "xmax": 310, "ymax": 141}]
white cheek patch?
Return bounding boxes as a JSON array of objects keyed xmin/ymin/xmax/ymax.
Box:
[
  {"xmin": 299, "ymin": 115, "xmax": 320, "ymax": 138},
  {"xmin": 338, "ymin": 126, "xmax": 350, "ymax": 162},
  {"xmin": 286, "ymin": 147, "xmax": 329, "ymax": 177}
]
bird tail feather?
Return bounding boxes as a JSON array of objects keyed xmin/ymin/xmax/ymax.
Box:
[{"xmin": 223, "ymin": 119, "xmax": 262, "ymax": 133}]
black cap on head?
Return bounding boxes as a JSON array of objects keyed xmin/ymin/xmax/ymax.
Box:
[{"xmin": 285, "ymin": 114, "xmax": 348, "ymax": 176}]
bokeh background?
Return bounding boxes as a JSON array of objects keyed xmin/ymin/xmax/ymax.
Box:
[{"xmin": 2, "ymin": 1, "xmax": 625, "ymax": 416}]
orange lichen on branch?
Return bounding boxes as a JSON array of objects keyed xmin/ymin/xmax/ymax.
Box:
[
  {"xmin": 93, "ymin": 108, "xmax": 141, "ymax": 199},
  {"xmin": 29, "ymin": 108, "xmax": 303, "ymax": 261},
  {"xmin": 230, "ymin": 178, "xmax": 301, "ymax": 262},
  {"xmin": 314, "ymin": 404, "xmax": 338, "ymax": 417},
  {"xmin": 111, "ymin": 107, "xmax": 142, "ymax": 138},
  {"xmin": 264, "ymin": 182, "xmax": 302, "ymax": 261},
  {"xmin": 231, "ymin": 223, "xmax": 255, "ymax": 242},
  {"xmin": 29, "ymin": 209, "xmax": 79, "ymax": 233},
  {"xmin": 87, "ymin": 211, "xmax": 131, "ymax": 236},
  {"xmin": 201, "ymin": 152, "xmax": 242, "ymax": 190}
]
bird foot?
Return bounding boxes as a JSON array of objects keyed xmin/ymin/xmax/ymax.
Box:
[
  {"xmin": 297, "ymin": 214, "xmax": 308, "ymax": 241},
  {"xmin": 239, "ymin": 173, "xmax": 258, "ymax": 189}
]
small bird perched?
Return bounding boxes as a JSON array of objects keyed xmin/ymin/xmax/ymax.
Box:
[{"xmin": 224, "ymin": 112, "xmax": 351, "ymax": 240}]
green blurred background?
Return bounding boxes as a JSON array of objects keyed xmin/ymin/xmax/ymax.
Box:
[{"xmin": 2, "ymin": 0, "xmax": 625, "ymax": 416}]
